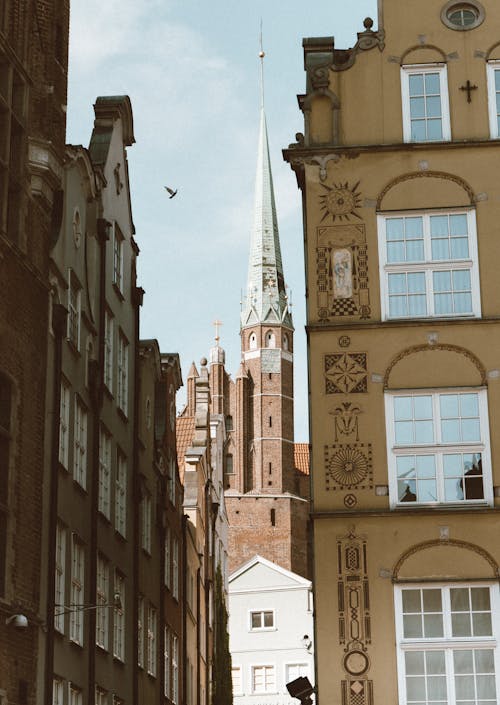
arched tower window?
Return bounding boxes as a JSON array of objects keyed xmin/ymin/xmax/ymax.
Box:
[
  {"xmin": 249, "ymin": 333, "xmax": 257, "ymax": 350},
  {"xmin": 265, "ymin": 331, "xmax": 276, "ymax": 348},
  {"xmin": 283, "ymin": 334, "xmax": 289, "ymax": 351}
]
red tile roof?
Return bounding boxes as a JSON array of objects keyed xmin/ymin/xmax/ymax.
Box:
[
  {"xmin": 294, "ymin": 443, "xmax": 310, "ymax": 476},
  {"xmin": 176, "ymin": 416, "xmax": 195, "ymax": 483}
]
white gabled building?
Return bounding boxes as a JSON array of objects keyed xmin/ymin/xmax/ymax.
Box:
[{"xmin": 228, "ymin": 555, "xmax": 314, "ymax": 705}]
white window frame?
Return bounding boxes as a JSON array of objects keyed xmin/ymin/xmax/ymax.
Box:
[
  {"xmin": 385, "ymin": 388, "xmax": 493, "ymax": 508},
  {"xmin": 59, "ymin": 380, "xmax": 70, "ymax": 468},
  {"xmin": 96, "ymin": 554, "xmax": 109, "ymax": 650},
  {"xmin": 164, "ymin": 526, "xmax": 171, "ymax": 589},
  {"xmin": 113, "ymin": 571, "xmax": 125, "ymax": 661},
  {"xmin": 98, "ymin": 427, "xmax": 111, "ymax": 519},
  {"xmin": 117, "ymin": 331, "xmax": 128, "ymax": 416},
  {"xmin": 69, "ymin": 684, "xmax": 82, "ymax": 705},
  {"xmin": 70, "ymin": 535, "xmax": 84, "ymax": 645},
  {"xmin": 232, "ymin": 665, "xmax": 243, "ymax": 695},
  {"xmin": 172, "ymin": 633, "xmax": 179, "ymax": 704},
  {"xmin": 164, "ymin": 625, "xmax": 171, "ymax": 698},
  {"xmin": 52, "ymin": 678, "xmax": 64, "ymax": 705},
  {"xmin": 285, "ymin": 663, "xmax": 309, "ymax": 686},
  {"xmin": 147, "ymin": 605, "xmax": 157, "ymax": 677},
  {"xmin": 73, "ymin": 397, "xmax": 87, "ymax": 489},
  {"xmin": 250, "ymin": 609, "xmax": 275, "ymax": 631},
  {"xmin": 251, "ymin": 664, "xmax": 276, "ymax": 694},
  {"xmin": 395, "ymin": 582, "xmax": 500, "ymax": 705},
  {"xmin": 104, "ymin": 310, "xmax": 114, "ymax": 392},
  {"xmin": 67, "ymin": 269, "xmax": 81, "ymax": 350},
  {"xmin": 141, "ymin": 491, "xmax": 152, "ymax": 554},
  {"xmin": 95, "ymin": 686, "xmax": 107, "ymax": 705},
  {"xmin": 138, "ymin": 594, "xmax": 144, "ymax": 668},
  {"xmin": 401, "ymin": 64, "xmax": 451, "ymax": 143},
  {"xmin": 55, "ymin": 522, "xmax": 66, "ymax": 633},
  {"xmin": 112, "ymin": 223, "xmax": 124, "ymax": 293},
  {"xmin": 487, "ymin": 60, "xmax": 500, "ymax": 139},
  {"xmin": 172, "ymin": 536, "xmax": 179, "ymax": 600},
  {"xmin": 115, "ymin": 451, "xmax": 127, "ymax": 537},
  {"xmin": 377, "ymin": 209, "xmax": 480, "ymax": 321}
]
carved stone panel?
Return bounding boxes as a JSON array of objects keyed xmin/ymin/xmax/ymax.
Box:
[
  {"xmin": 317, "ymin": 224, "xmax": 370, "ymax": 320},
  {"xmin": 325, "ymin": 443, "xmax": 373, "ymax": 491},
  {"xmin": 325, "ymin": 353, "xmax": 368, "ymax": 394}
]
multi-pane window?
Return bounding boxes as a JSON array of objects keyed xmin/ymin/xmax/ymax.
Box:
[
  {"xmin": 168, "ymin": 457, "xmax": 176, "ymax": 505},
  {"xmin": 286, "ymin": 664, "xmax": 309, "ymax": 684},
  {"xmin": 69, "ymin": 685, "xmax": 82, "ymax": 705},
  {"xmin": 52, "ymin": 678, "xmax": 64, "ymax": 705},
  {"xmin": 401, "ymin": 65, "xmax": 451, "ymax": 142},
  {"xmin": 95, "ymin": 687, "xmax": 107, "ymax": 705},
  {"xmin": 117, "ymin": 331, "xmax": 128, "ymax": 415},
  {"xmin": 138, "ymin": 594, "xmax": 144, "ymax": 668},
  {"xmin": 96, "ymin": 554, "xmax": 109, "ymax": 650},
  {"xmin": 172, "ymin": 633, "xmax": 179, "ymax": 704},
  {"xmin": 147, "ymin": 605, "xmax": 157, "ymax": 677},
  {"xmin": 487, "ymin": 61, "xmax": 500, "ymax": 138},
  {"xmin": 232, "ymin": 666, "xmax": 242, "ymax": 695},
  {"xmin": 378, "ymin": 210, "xmax": 480, "ymax": 320},
  {"xmin": 98, "ymin": 428, "xmax": 111, "ymax": 519},
  {"xmin": 172, "ymin": 537, "xmax": 179, "ymax": 599},
  {"xmin": 67, "ymin": 270, "xmax": 81, "ymax": 350},
  {"xmin": 164, "ymin": 527, "xmax": 171, "ymax": 589},
  {"xmin": 70, "ymin": 536, "xmax": 84, "ymax": 645},
  {"xmin": 113, "ymin": 224, "xmax": 124, "ymax": 292},
  {"xmin": 104, "ymin": 310, "xmax": 114, "ymax": 392},
  {"xmin": 113, "ymin": 571, "xmax": 125, "ymax": 661},
  {"xmin": 115, "ymin": 452, "xmax": 127, "ymax": 537},
  {"xmin": 385, "ymin": 390, "xmax": 492, "ymax": 507},
  {"xmin": 73, "ymin": 398, "xmax": 87, "ymax": 488},
  {"xmin": 164, "ymin": 626, "xmax": 171, "ymax": 698},
  {"xmin": 395, "ymin": 584, "xmax": 499, "ymax": 705},
  {"xmin": 59, "ymin": 381, "xmax": 70, "ymax": 468},
  {"xmin": 252, "ymin": 665, "xmax": 276, "ymax": 694},
  {"xmin": 250, "ymin": 610, "xmax": 275, "ymax": 630},
  {"xmin": 141, "ymin": 492, "xmax": 152, "ymax": 554},
  {"xmin": 54, "ymin": 523, "xmax": 66, "ymax": 632}
]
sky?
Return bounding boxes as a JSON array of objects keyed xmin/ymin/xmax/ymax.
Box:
[{"xmin": 67, "ymin": 0, "xmax": 378, "ymax": 441}]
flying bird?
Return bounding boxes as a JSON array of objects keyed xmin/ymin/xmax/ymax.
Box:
[{"xmin": 164, "ymin": 186, "xmax": 178, "ymax": 199}]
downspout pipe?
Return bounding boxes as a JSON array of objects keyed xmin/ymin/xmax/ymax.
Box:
[{"xmin": 43, "ymin": 303, "xmax": 67, "ymax": 705}]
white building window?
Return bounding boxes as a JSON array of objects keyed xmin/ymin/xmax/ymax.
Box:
[
  {"xmin": 115, "ymin": 452, "xmax": 127, "ymax": 537},
  {"xmin": 95, "ymin": 687, "xmax": 107, "ymax": 705},
  {"xmin": 141, "ymin": 491, "xmax": 152, "ymax": 554},
  {"xmin": 395, "ymin": 583, "xmax": 500, "ymax": 705},
  {"xmin": 286, "ymin": 663, "xmax": 309, "ymax": 684},
  {"xmin": 98, "ymin": 428, "xmax": 111, "ymax": 519},
  {"xmin": 250, "ymin": 610, "xmax": 274, "ymax": 630},
  {"xmin": 54, "ymin": 522, "xmax": 66, "ymax": 633},
  {"xmin": 377, "ymin": 210, "xmax": 480, "ymax": 321},
  {"xmin": 70, "ymin": 535, "xmax": 84, "ymax": 645},
  {"xmin": 385, "ymin": 389, "xmax": 492, "ymax": 507},
  {"xmin": 104, "ymin": 310, "xmax": 114, "ymax": 392},
  {"xmin": 265, "ymin": 330, "xmax": 276, "ymax": 348},
  {"xmin": 67, "ymin": 269, "xmax": 81, "ymax": 349},
  {"xmin": 401, "ymin": 64, "xmax": 451, "ymax": 142},
  {"xmin": 112, "ymin": 224, "xmax": 124, "ymax": 293},
  {"xmin": 164, "ymin": 626, "xmax": 171, "ymax": 698},
  {"xmin": 147, "ymin": 605, "xmax": 157, "ymax": 677},
  {"xmin": 487, "ymin": 61, "xmax": 500, "ymax": 138},
  {"xmin": 172, "ymin": 633, "xmax": 179, "ymax": 704},
  {"xmin": 59, "ymin": 381, "xmax": 70, "ymax": 468},
  {"xmin": 117, "ymin": 331, "xmax": 128, "ymax": 415},
  {"xmin": 113, "ymin": 571, "xmax": 125, "ymax": 661},
  {"xmin": 96, "ymin": 554, "xmax": 109, "ymax": 650},
  {"xmin": 73, "ymin": 397, "xmax": 87, "ymax": 489},
  {"xmin": 52, "ymin": 678, "xmax": 63, "ymax": 705},
  {"xmin": 138, "ymin": 594, "xmax": 144, "ymax": 668},
  {"xmin": 232, "ymin": 666, "xmax": 242, "ymax": 695},
  {"xmin": 69, "ymin": 685, "xmax": 82, "ymax": 705},
  {"xmin": 164, "ymin": 527, "xmax": 171, "ymax": 589},
  {"xmin": 252, "ymin": 665, "xmax": 276, "ymax": 694},
  {"xmin": 168, "ymin": 457, "xmax": 176, "ymax": 505},
  {"xmin": 172, "ymin": 536, "xmax": 179, "ymax": 599}
]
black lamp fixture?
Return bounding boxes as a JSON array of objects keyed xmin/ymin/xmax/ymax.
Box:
[
  {"xmin": 54, "ymin": 592, "xmax": 122, "ymax": 616},
  {"xmin": 286, "ymin": 676, "xmax": 315, "ymax": 705}
]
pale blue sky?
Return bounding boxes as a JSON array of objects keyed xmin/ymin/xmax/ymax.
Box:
[{"xmin": 67, "ymin": 1, "xmax": 378, "ymax": 440}]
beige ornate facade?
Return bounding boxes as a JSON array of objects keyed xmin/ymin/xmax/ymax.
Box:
[{"xmin": 284, "ymin": 1, "xmax": 500, "ymax": 703}]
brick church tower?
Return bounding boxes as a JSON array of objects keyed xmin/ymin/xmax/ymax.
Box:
[{"xmin": 220, "ymin": 62, "xmax": 310, "ymax": 578}]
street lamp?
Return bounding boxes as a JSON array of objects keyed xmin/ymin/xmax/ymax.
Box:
[
  {"xmin": 286, "ymin": 677, "xmax": 315, "ymax": 705},
  {"xmin": 54, "ymin": 592, "xmax": 122, "ymax": 616}
]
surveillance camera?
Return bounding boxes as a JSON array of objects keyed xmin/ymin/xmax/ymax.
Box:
[{"xmin": 5, "ymin": 614, "xmax": 28, "ymax": 628}]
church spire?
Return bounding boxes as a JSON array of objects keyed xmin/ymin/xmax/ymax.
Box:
[{"xmin": 241, "ymin": 49, "xmax": 293, "ymax": 330}]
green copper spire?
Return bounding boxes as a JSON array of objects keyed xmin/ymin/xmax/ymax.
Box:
[{"xmin": 241, "ymin": 52, "xmax": 293, "ymax": 330}]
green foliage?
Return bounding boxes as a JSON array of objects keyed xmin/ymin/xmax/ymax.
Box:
[{"xmin": 212, "ymin": 564, "xmax": 233, "ymax": 705}]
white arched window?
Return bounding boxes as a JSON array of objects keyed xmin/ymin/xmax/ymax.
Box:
[
  {"xmin": 283, "ymin": 334, "xmax": 289, "ymax": 351},
  {"xmin": 249, "ymin": 333, "xmax": 257, "ymax": 350},
  {"xmin": 265, "ymin": 331, "xmax": 276, "ymax": 348}
]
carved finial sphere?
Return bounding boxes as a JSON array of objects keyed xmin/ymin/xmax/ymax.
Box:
[
  {"xmin": 259, "ymin": 50, "xmax": 265, "ymax": 58},
  {"xmin": 363, "ymin": 17, "xmax": 374, "ymax": 29},
  {"xmin": 200, "ymin": 357, "xmax": 207, "ymax": 367}
]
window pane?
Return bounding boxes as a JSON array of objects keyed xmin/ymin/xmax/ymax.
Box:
[
  {"xmin": 430, "ymin": 215, "xmax": 449, "ymax": 237},
  {"xmin": 462, "ymin": 418, "xmax": 480, "ymax": 441},
  {"xmin": 440, "ymin": 394, "xmax": 459, "ymax": 418},
  {"xmin": 406, "ymin": 239, "xmax": 424, "ymax": 261},
  {"xmin": 434, "ymin": 269, "xmax": 452, "ymax": 293},
  {"xmin": 425, "ymin": 73, "xmax": 440, "ymax": 94},
  {"xmin": 427, "ymin": 118, "xmax": 443, "ymax": 141},
  {"xmin": 426, "ymin": 651, "xmax": 446, "ymax": 675},
  {"xmin": 411, "ymin": 120, "xmax": 427, "ymax": 141},
  {"xmin": 419, "ymin": 479, "xmax": 438, "ymax": 502},
  {"xmin": 471, "ymin": 588, "xmax": 491, "ymax": 612},
  {"xmin": 399, "ymin": 479, "xmax": 417, "ymax": 502},
  {"xmin": 495, "ymin": 70, "xmax": 500, "ymax": 91},
  {"xmin": 394, "ymin": 397, "xmax": 412, "ymax": 420},
  {"xmin": 427, "ymin": 675, "xmax": 447, "ymax": 700},
  {"xmin": 473, "ymin": 613, "xmax": 492, "ymax": 637},
  {"xmin": 389, "ymin": 296, "xmax": 407, "ymax": 318},
  {"xmin": 263, "ymin": 612, "xmax": 273, "ymax": 627},
  {"xmin": 414, "ymin": 420, "xmax": 434, "ymax": 443},
  {"xmin": 453, "ymin": 269, "xmax": 471, "ymax": 291},
  {"xmin": 475, "ymin": 649, "xmax": 495, "ymax": 673},
  {"xmin": 406, "ymin": 676, "xmax": 426, "ymax": 700},
  {"xmin": 461, "ymin": 393, "xmax": 479, "ymax": 418},
  {"xmin": 395, "ymin": 421, "xmax": 413, "ymax": 445},
  {"xmin": 251, "ymin": 613, "xmax": 261, "ymax": 628},
  {"xmin": 414, "ymin": 396, "xmax": 433, "ymax": 419},
  {"xmin": 386, "ymin": 218, "xmax": 404, "ymax": 239},
  {"xmin": 477, "ymin": 675, "xmax": 496, "ymax": 699},
  {"xmin": 455, "ymin": 674, "xmax": 475, "ymax": 700},
  {"xmin": 451, "ymin": 588, "xmax": 470, "ymax": 612},
  {"xmin": 424, "ymin": 613, "xmax": 444, "ymax": 637},
  {"xmin": 402, "ymin": 589, "xmax": 421, "ymax": 613},
  {"xmin": 410, "ymin": 96, "xmax": 425, "ymax": 118},
  {"xmin": 450, "ymin": 214, "xmax": 468, "ymax": 236},
  {"xmin": 432, "ymin": 238, "xmax": 450, "ymax": 260},
  {"xmin": 406, "ymin": 217, "xmax": 424, "ymax": 239},
  {"xmin": 452, "ymin": 612, "xmax": 472, "ymax": 637},
  {"xmin": 388, "ymin": 273, "xmax": 407, "ymax": 294},
  {"xmin": 409, "ymin": 74, "xmax": 424, "ymax": 96},
  {"xmin": 454, "ymin": 650, "xmax": 474, "ymax": 673},
  {"xmin": 426, "ymin": 95, "xmax": 442, "ymax": 118},
  {"xmin": 408, "ymin": 272, "xmax": 426, "ymax": 293},
  {"xmin": 387, "ymin": 242, "xmax": 405, "ymax": 263},
  {"xmin": 450, "ymin": 237, "xmax": 469, "ymax": 259},
  {"xmin": 405, "ymin": 651, "xmax": 424, "ymax": 674},
  {"xmin": 423, "ymin": 589, "xmax": 442, "ymax": 613},
  {"xmin": 408, "ymin": 295, "xmax": 427, "ymax": 316},
  {"xmin": 416, "ymin": 455, "xmax": 435, "ymax": 478},
  {"xmin": 442, "ymin": 419, "xmax": 460, "ymax": 442}
]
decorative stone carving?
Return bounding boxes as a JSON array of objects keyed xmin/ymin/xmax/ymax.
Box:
[
  {"xmin": 329, "ymin": 401, "xmax": 362, "ymax": 441},
  {"xmin": 325, "ymin": 443, "xmax": 373, "ymax": 490},
  {"xmin": 325, "ymin": 353, "xmax": 368, "ymax": 394}
]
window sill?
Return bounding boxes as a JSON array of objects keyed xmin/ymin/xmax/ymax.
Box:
[
  {"xmin": 113, "ymin": 282, "xmax": 125, "ymax": 301},
  {"xmin": 98, "ymin": 510, "xmax": 111, "ymax": 524},
  {"xmin": 117, "ymin": 406, "xmax": 129, "ymax": 423},
  {"xmin": 392, "ymin": 501, "xmax": 491, "ymax": 511},
  {"xmin": 73, "ymin": 479, "xmax": 88, "ymax": 496},
  {"xmin": 103, "ymin": 384, "xmax": 114, "ymax": 401},
  {"xmin": 113, "ymin": 655, "xmax": 125, "ymax": 666},
  {"xmin": 66, "ymin": 339, "xmax": 81, "ymax": 357},
  {"xmin": 114, "ymin": 529, "xmax": 127, "ymax": 542}
]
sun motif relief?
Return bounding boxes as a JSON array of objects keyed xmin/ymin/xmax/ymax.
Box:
[{"xmin": 319, "ymin": 181, "xmax": 362, "ymax": 223}]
